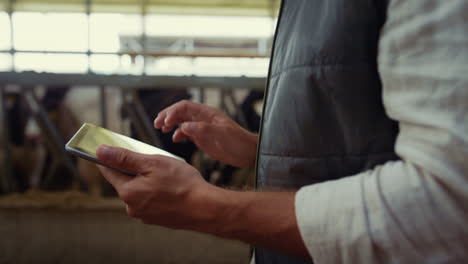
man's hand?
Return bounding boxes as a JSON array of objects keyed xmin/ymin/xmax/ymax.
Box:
[
  {"xmin": 96, "ymin": 145, "xmax": 222, "ymax": 231},
  {"xmin": 154, "ymin": 100, "xmax": 258, "ymax": 168},
  {"xmin": 96, "ymin": 145, "xmax": 309, "ymax": 259}
]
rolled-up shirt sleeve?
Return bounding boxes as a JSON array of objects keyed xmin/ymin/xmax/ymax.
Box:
[{"xmin": 295, "ymin": 0, "xmax": 468, "ymax": 263}]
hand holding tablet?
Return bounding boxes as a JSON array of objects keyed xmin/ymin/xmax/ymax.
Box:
[{"xmin": 66, "ymin": 123, "xmax": 183, "ymax": 175}]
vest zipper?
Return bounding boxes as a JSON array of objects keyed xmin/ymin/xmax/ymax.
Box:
[{"xmin": 253, "ymin": 0, "xmax": 286, "ymax": 189}]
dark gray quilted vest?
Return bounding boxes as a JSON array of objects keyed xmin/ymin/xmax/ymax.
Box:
[{"xmin": 254, "ymin": 0, "xmax": 399, "ymax": 263}]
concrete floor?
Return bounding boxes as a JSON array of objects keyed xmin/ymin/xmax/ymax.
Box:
[{"xmin": 0, "ymin": 191, "xmax": 250, "ymax": 264}]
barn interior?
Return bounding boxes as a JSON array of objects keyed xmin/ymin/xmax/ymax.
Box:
[{"xmin": 0, "ymin": 0, "xmax": 280, "ymax": 263}]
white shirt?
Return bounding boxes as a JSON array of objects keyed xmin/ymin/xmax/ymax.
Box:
[{"xmin": 295, "ymin": 0, "xmax": 468, "ymax": 263}]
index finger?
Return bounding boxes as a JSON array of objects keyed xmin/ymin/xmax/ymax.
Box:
[
  {"xmin": 97, "ymin": 165, "xmax": 133, "ymax": 190},
  {"xmin": 154, "ymin": 100, "xmax": 210, "ymax": 129}
]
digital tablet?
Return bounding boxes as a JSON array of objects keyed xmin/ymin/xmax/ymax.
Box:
[{"xmin": 66, "ymin": 123, "xmax": 183, "ymax": 175}]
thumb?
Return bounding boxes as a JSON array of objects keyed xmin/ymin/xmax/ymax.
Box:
[
  {"xmin": 96, "ymin": 145, "xmax": 149, "ymax": 174},
  {"xmin": 180, "ymin": 122, "xmax": 211, "ymax": 141}
]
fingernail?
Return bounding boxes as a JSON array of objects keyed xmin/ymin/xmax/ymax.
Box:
[
  {"xmin": 97, "ymin": 145, "xmax": 115, "ymax": 161},
  {"xmin": 182, "ymin": 122, "xmax": 195, "ymax": 134},
  {"xmin": 154, "ymin": 116, "xmax": 161, "ymax": 128}
]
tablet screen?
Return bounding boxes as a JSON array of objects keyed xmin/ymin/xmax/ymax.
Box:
[{"xmin": 66, "ymin": 123, "xmax": 182, "ymax": 161}]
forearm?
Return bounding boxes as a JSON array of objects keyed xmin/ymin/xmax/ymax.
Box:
[{"xmin": 194, "ymin": 185, "xmax": 310, "ymax": 259}]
